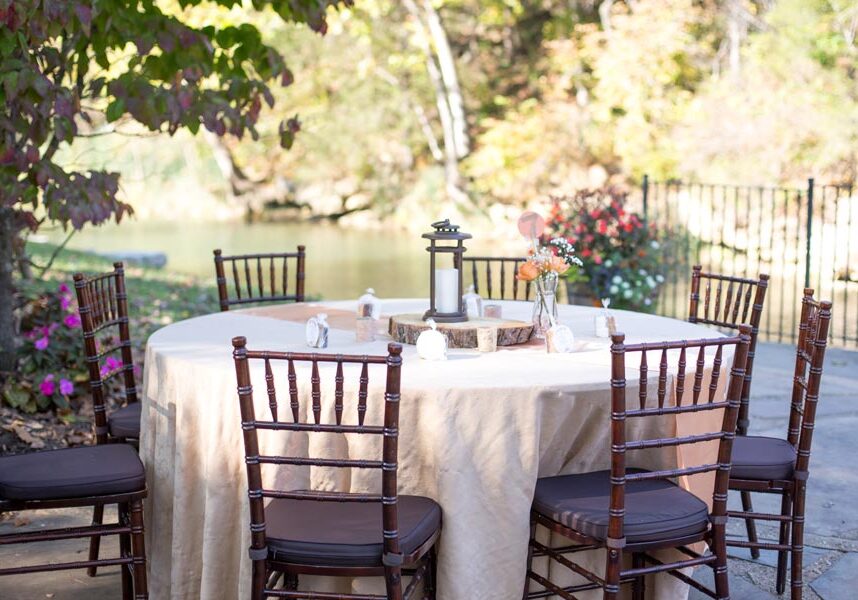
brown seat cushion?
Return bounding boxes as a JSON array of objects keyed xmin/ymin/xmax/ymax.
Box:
[
  {"xmin": 533, "ymin": 470, "xmax": 709, "ymax": 544},
  {"xmin": 0, "ymin": 444, "xmax": 145, "ymax": 501},
  {"xmin": 730, "ymin": 436, "xmax": 796, "ymax": 481},
  {"xmin": 109, "ymin": 402, "xmax": 141, "ymax": 438},
  {"xmin": 265, "ymin": 495, "xmax": 441, "ymax": 567}
]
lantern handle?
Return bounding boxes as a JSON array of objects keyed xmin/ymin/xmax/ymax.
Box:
[{"xmin": 431, "ymin": 219, "xmax": 459, "ymax": 232}]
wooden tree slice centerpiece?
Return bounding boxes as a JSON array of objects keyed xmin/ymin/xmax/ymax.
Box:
[{"xmin": 388, "ymin": 314, "xmax": 534, "ymax": 348}]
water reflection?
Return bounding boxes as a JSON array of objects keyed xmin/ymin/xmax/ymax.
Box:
[{"xmin": 48, "ymin": 220, "xmax": 519, "ymax": 300}]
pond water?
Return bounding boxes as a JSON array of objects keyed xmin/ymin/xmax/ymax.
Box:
[{"xmin": 46, "ymin": 220, "xmax": 520, "ymax": 301}]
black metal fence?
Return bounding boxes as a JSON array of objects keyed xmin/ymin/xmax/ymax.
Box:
[{"xmin": 635, "ymin": 176, "xmax": 856, "ymax": 347}]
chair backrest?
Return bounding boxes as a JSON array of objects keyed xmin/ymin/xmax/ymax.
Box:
[
  {"xmin": 73, "ymin": 262, "xmax": 138, "ymax": 444},
  {"xmin": 786, "ymin": 289, "xmax": 832, "ymax": 478},
  {"xmin": 231, "ymin": 338, "xmax": 404, "ymax": 564},
  {"xmin": 214, "ymin": 247, "xmax": 306, "ymax": 311},
  {"xmin": 463, "ymin": 256, "xmax": 534, "ymax": 301},
  {"xmin": 607, "ymin": 327, "xmax": 751, "ymax": 547},
  {"xmin": 688, "ymin": 266, "xmax": 769, "ymax": 434}
]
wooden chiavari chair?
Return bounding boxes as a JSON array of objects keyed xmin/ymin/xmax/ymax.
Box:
[
  {"xmin": 463, "ymin": 256, "xmax": 534, "ymax": 301},
  {"xmin": 74, "ymin": 262, "xmax": 142, "ymax": 575},
  {"xmin": 727, "ymin": 290, "xmax": 832, "ymax": 599},
  {"xmin": 232, "ymin": 339, "xmax": 441, "ymax": 600},
  {"xmin": 689, "ymin": 265, "xmax": 769, "ymax": 436},
  {"xmin": 0, "ymin": 445, "xmax": 149, "ymax": 598},
  {"xmin": 689, "ymin": 266, "xmax": 770, "ymax": 559},
  {"xmin": 214, "ymin": 247, "xmax": 306, "ymax": 311},
  {"xmin": 523, "ymin": 327, "xmax": 751, "ymax": 600}
]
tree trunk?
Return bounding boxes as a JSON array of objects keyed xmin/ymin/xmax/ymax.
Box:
[
  {"xmin": 0, "ymin": 207, "xmax": 18, "ymax": 378},
  {"xmin": 421, "ymin": 0, "xmax": 469, "ymax": 159},
  {"xmin": 403, "ymin": 0, "xmax": 470, "ymax": 205}
]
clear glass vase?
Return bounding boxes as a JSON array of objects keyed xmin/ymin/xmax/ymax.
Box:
[{"xmin": 532, "ymin": 273, "xmax": 559, "ymax": 339}]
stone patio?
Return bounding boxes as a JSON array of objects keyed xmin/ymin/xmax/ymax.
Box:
[{"xmin": 1, "ymin": 342, "xmax": 856, "ymax": 599}]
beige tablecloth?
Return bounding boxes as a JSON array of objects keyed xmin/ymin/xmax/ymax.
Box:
[{"xmin": 140, "ymin": 299, "xmax": 733, "ymax": 600}]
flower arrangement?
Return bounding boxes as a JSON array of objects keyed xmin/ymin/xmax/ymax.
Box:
[
  {"xmin": 546, "ymin": 187, "xmax": 666, "ymax": 312},
  {"xmin": 515, "ymin": 237, "xmax": 583, "ymax": 282},
  {"xmin": 516, "ymin": 237, "xmax": 583, "ymax": 337}
]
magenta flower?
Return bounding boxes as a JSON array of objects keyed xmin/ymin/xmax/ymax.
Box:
[
  {"xmin": 100, "ymin": 356, "xmax": 123, "ymax": 377},
  {"xmin": 59, "ymin": 378, "xmax": 74, "ymax": 395},
  {"xmin": 60, "ymin": 295, "xmax": 72, "ymax": 311},
  {"xmin": 58, "ymin": 283, "xmax": 70, "ymax": 294},
  {"xmin": 64, "ymin": 313, "xmax": 81, "ymax": 328},
  {"xmin": 34, "ymin": 336, "xmax": 49, "ymax": 351},
  {"xmin": 40, "ymin": 375, "xmax": 56, "ymax": 396}
]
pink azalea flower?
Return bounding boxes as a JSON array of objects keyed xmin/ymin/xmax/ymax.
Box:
[
  {"xmin": 100, "ymin": 356, "xmax": 123, "ymax": 377},
  {"xmin": 58, "ymin": 283, "xmax": 70, "ymax": 294},
  {"xmin": 34, "ymin": 336, "xmax": 49, "ymax": 351},
  {"xmin": 59, "ymin": 378, "xmax": 74, "ymax": 395},
  {"xmin": 60, "ymin": 295, "xmax": 72, "ymax": 311},
  {"xmin": 64, "ymin": 313, "xmax": 81, "ymax": 328},
  {"xmin": 39, "ymin": 375, "xmax": 55, "ymax": 396}
]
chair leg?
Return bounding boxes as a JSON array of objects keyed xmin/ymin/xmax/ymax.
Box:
[
  {"xmin": 790, "ymin": 484, "xmax": 806, "ymax": 600},
  {"xmin": 631, "ymin": 553, "xmax": 645, "ymax": 600},
  {"xmin": 776, "ymin": 492, "xmax": 793, "ymax": 595},
  {"xmin": 604, "ymin": 548, "xmax": 622, "ymax": 600},
  {"xmin": 251, "ymin": 559, "xmax": 267, "ymax": 600},
  {"xmin": 129, "ymin": 499, "xmax": 149, "ymax": 599},
  {"xmin": 87, "ymin": 504, "xmax": 105, "ymax": 577},
  {"xmin": 740, "ymin": 491, "xmax": 761, "ymax": 560},
  {"xmin": 423, "ymin": 546, "xmax": 437, "ymax": 600},
  {"xmin": 118, "ymin": 503, "xmax": 133, "ymax": 599},
  {"xmin": 384, "ymin": 566, "xmax": 404, "ymax": 600},
  {"xmin": 522, "ymin": 518, "xmax": 536, "ymax": 600},
  {"xmin": 711, "ymin": 524, "xmax": 731, "ymax": 600}
]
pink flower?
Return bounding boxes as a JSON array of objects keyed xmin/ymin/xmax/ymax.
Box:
[
  {"xmin": 40, "ymin": 375, "xmax": 55, "ymax": 396},
  {"xmin": 60, "ymin": 295, "xmax": 72, "ymax": 311},
  {"xmin": 64, "ymin": 313, "xmax": 81, "ymax": 328},
  {"xmin": 34, "ymin": 336, "xmax": 49, "ymax": 351},
  {"xmin": 59, "ymin": 378, "xmax": 74, "ymax": 395},
  {"xmin": 100, "ymin": 356, "xmax": 123, "ymax": 377},
  {"xmin": 58, "ymin": 283, "xmax": 70, "ymax": 294}
]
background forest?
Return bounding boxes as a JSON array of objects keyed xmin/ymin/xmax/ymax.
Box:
[{"xmin": 58, "ymin": 0, "xmax": 858, "ymax": 231}]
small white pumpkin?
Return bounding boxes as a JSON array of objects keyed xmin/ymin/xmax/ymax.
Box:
[{"xmin": 416, "ymin": 319, "xmax": 448, "ymax": 360}]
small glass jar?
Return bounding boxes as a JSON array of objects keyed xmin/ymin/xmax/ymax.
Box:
[
  {"xmin": 463, "ymin": 284, "xmax": 483, "ymax": 319},
  {"xmin": 357, "ymin": 288, "xmax": 381, "ymax": 320}
]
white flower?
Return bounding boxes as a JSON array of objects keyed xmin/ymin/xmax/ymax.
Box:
[
  {"xmin": 644, "ymin": 298, "xmax": 652, "ymax": 305},
  {"xmin": 646, "ymin": 276, "xmax": 656, "ymax": 288},
  {"xmin": 638, "ymin": 269, "xmax": 647, "ymax": 276},
  {"xmin": 612, "ymin": 275, "xmax": 622, "ymax": 284},
  {"xmin": 605, "ymin": 259, "xmax": 613, "ymax": 267},
  {"xmin": 622, "ymin": 281, "xmax": 630, "ymax": 288},
  {"xmin": 656, "ymin": 274, "xmax": 665, "ymax": 283},
  {"xmin": 651, "ymin": 241, "xmax": 660, "ymax": 249},
  {"xmin": 623, "ymin": 289, "xmax": 633, "ymax": 299},
  {"xmin": 610, "ymin": 285, "xmax": 619, "ymax": 294}
]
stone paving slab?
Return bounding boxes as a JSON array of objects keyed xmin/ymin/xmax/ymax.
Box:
[{"xmin": 810, "ymin": 551, "xmax": 858, "ymax": 600}]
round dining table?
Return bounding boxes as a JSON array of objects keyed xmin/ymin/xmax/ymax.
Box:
[{"xmin": 139, "ymin": 299, "xmax": 732, "ymax": 600}]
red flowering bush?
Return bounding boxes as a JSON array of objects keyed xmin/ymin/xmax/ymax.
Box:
[
  {"xmin": 2, "ymin": 281, "xmax": 88, "ymax": 412},
  {"xmin": 546, "ymin": 188, "xmax": 666, "ymax": 311}
]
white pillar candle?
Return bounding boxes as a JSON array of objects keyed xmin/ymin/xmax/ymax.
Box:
[{"xmin": 435, "ymin": 268, "xmax": 459, "ymax": 313}]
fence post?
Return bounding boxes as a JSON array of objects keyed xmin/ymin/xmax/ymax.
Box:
[
  {"xmin": 641, "ymin": 174, "xmax": 650, "ymax": 226},
  {"xmin": 805, "ymin": 178, "xmax": 814, "ymax": 289}
]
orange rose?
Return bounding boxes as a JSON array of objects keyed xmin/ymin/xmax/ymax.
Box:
[
  {"xmin": 517, "ymin": 261, "xmax": 539, "ymax": 281},
  {"xmin": 550, "ymin": 256, "xmax": 570, "ymax": 275}
]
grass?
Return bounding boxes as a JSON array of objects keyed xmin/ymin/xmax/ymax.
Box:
[{"xmin": 25, "ymin": 241, "xmax": 219, "ymax": 344}]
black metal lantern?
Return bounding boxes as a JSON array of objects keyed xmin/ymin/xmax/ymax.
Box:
[{"xmin": 423, "ymin": 219, "xmax": 471, "ymax": 323}]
